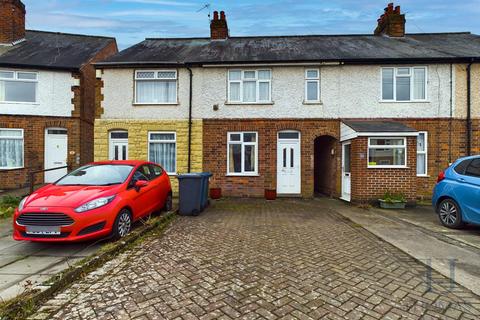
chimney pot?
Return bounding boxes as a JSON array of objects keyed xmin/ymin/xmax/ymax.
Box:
[
  {"xmin": 0, "ymin": 0, "xmax": 26, "ymax": 45},
  {"xmin": 374, "ymin": 2, "xmax": 405, "ymax": 37},
  {"xmin": 210, "ymin": 9, "xmax": 229, "ymax": 40}
]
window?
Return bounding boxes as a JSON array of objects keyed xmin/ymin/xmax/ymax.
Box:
[
  {"xmin": 368, "ymin": 137, "xmax": 406, "ymax": 168},
  {"xmin": 454, "ymin": 159, "xmax": 471, "ymax": 175},
  {"xmin": 381, "ymin": 67, "xmax": 427, "ymax": 101},
  {"xmin": 148, "ymin": 132, "xmax": 176, "ymax": 174},
  {"xmin": 305, "ymin": 69, "xmax": 320, "ymax": 102},
  {"xmin": 227, "ymin": 132, "xmax": 258, "ymax": 175},
  {"xmin": 0, "ymin": 70, "xmax": 37, "ymax": 103},
  {"xmin": 465, "ymin": 159, "xmax": 480, "ymax": 178},
  {"xmin": 417, "ymin": 132, "xmax": 428, "ymax": 176},
  {"xmin": 109, "ymin": 131, "xmax": 128, "ymax": 161},
  {"xmin": 0, "ymin": 129, "xmax": 24, "ymax": 169},
  {"xmin": 135, "ymin": 70, "xmax": 177, "ymax": 104},
  {"xmin": 149, "ymin": 164, "xmax": 164, "ymax": 179},
  {"xmin": 228, "ymin": 70, "xmax": 271, "ymax": 103}
]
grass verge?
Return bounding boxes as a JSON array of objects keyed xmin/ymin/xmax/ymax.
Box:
[
  {"xmin": 0, "ymin": 196, "xmax": 20, "ymax": 221},
  {"xmin": 0, "ymin": 211, "xmax": 177, "ymax": 320}
]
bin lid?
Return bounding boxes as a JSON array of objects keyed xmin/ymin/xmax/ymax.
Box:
[{"xmin": 177, "ymin": 173, "xmax": 203, "ymax": 179}]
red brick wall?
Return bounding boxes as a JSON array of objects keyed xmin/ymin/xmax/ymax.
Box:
[
  {"xmin": 203, "ymin": 118, "xmax": 479, "ymax": 201},
  {"xmin": 0, "ymin": 0, "xmax": 25, "ymax": 44},
  {"xmin": 203, "ymin": 119, "xmax": 341, "ymax": 198},
  {"xmin": 350, "ymin": 136, "xmax": 417, "ymax": 203},
  {"xmin": 0, "ymin": 115, "xmax": 81, "ymax": 190}
]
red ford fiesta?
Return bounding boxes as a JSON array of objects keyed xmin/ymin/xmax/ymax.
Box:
[{"xmin": 13, "ymin": 161, "xmax": 172, "ymax": 242}]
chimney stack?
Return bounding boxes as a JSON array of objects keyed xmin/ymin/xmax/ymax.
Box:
[
  {"xmin": 210, "ymin": 10, "xmax": 229, "ymax": 40},
  {"xmin": 0, "ymin": 0, "xmax": 26, "ymax": 45},
  {"xmin": 374, "ymin": 3, "xmax": 405, "ymax": 37}
]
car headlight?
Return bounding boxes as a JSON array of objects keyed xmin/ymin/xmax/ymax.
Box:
[
  {"xmin": 74, "ymin": 196, "xmax": 116, "ymax": 213},
  {"xmin": 18, "ymin": 197, "xmax": 28, "ymax": 212}
]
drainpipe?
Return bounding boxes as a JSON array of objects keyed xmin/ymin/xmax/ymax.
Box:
[
  {"xmin": 449, "ymin": 64, "xmax": 453, "ymax": 164},
  {"xmin": 467, "ymin": 60, "xmax": 473, "ymax": 156},
  {"xmin": 186, "ymin": 65, "xmax": 193, "ymax": 173}
]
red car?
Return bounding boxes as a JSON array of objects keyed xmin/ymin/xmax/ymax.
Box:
[{"xmin": 13, "ymin": 161, "xmax": 172, "ymax": 242}]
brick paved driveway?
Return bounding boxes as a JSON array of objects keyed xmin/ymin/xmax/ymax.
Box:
[{"xmin": 35, "ymin": 199, "xmax": 480, "ymax": 319}]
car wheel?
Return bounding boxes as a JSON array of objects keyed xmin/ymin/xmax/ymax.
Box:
[
  {"xmin": 438, "ymin": 198, "xmax": 464, "ymax": 229},
  {"xmin": 163, "ymin": 193, "xmax": 173, "ymax": 212},
  {"xmin": 112, "ymin": 208, "xmax": 132, "ymax": 240}
]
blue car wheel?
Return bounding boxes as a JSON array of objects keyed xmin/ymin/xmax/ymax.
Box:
[{"xmin": 438, "ymin": 198, "xmax": 464, "ymax": 229}]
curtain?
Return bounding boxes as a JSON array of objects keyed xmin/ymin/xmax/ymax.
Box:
[
  {"xmin": 149, "ymin": 142, "xmax": 176, "ymax": 173},
  {"xmin": 413, "ymin": 68, "xmax": 426, "ymax": 100},
  {"xmin": 137, "ymin": 80, "xmax": 176, "ymax": 103},
  {"xmin": 229, "ymin": 82, "xmax": 240, "ymax": 101},
  {"xmin": 229, "ymin": 144, "xmax": 241, "ymax": 173},
  {"xmin": 243, "ymin": 81, "xmax": 256, "ymax": 102},
  {"xmin": 0, "ymin": 138, "xmax": 23, "ymax": 168},
  {"xmin": 0, "ymin": 80, "xmax": 4, "ymax": 101},
  {"xmin": 259, "ymin": 82, "xmax": 270, "ymax": 101}
]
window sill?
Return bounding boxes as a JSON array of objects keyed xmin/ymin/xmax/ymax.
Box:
[
  {"xmin": 133, "ymin": 103, "xmax": 179, "ymax": 106},
  {"xmin": 224, "ymin": 102, "xmax": 274, "ymax": 106},
  {"xmin": 417, "ymin": 174, "xmax": 430, "ymax": 178},
  {"xmin": 167, "ymin": 172, "xmax": 177, "ymax": 176},
  {"xmin": 0, "ymin": 101, "xmax": 39, "ymax": 105},
  {"xmin": 226, "ymin": 174, "xmax": 260, "ymax": 177},
  {"xmin": 378, "ymin": 100, "xmax": 430, "ymax": 104},
  {"xmin": 0, "ymin": 167, "xmax": 25, "ymax": 171},
  {"xmin": 303, "ymin": 100, "xmax": 323, "ymax": 105},
  {"xmin": 367, "ymin": 166, "xmax": 409, "ymax": 169}
]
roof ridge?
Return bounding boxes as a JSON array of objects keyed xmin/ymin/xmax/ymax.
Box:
[
  {"xmin": 145, "ymin": 32, "xmax": 473, "ymax": 41},
  {"xmin": 26, "ymin": 29, "xmax": 115, "ymax": 40}
]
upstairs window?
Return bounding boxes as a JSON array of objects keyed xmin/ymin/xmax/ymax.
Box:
[
  {"xmin": 381, "ymin": 67, "xmax": 427, "ymax": 101},
  {"xmin": 0, "ymin": 71, "xmax": 37, "ymax": 103},
  {"xmin": 305, "ymin": 69, "xmax": 320, "ymax": 102},
  {"xmin": 228, "ymin": 70, "xmax": 271, "ymax": 103},
  {"xmin": 135, "ymin": 70, "xmax": 177, "ymax": 104}
]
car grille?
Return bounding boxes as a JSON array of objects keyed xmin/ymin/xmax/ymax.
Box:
[{"xmin": 16, "ymin": 213, "xmax": 74, "ymax": 227}]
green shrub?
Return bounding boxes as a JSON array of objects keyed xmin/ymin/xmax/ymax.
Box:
[{"xmin": 380, "ymin": 191, "xmax": 406, "ymax": 204}]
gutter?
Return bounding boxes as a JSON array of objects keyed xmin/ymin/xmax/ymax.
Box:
[
  {"xmin": 467, "ymin": 60, "xmax": 473, "ymax": 156},
  {"xmin": 186, "ymin": 66, "xmax": 193, "ymax": 173}
]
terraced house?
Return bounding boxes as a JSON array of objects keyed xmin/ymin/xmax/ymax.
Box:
[
  {"xmin": 0, "ymin": 0, "xmax": 118, "ymax": 190},
  {"xmin": 94, "ymin": 4, "xmax": 480, "ymax": 203}
]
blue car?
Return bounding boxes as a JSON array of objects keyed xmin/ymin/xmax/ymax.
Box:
[{"xmin": 432, "ymin": 155, "xmax": 480, "ymax": 229}]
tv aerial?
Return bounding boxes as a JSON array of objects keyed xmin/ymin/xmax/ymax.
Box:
[{"xmin": 197, "ymin": 3, "xmax": 211, "ymax": 20}]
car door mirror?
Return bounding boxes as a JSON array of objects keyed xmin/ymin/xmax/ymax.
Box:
[{"xmin": 134, "ymin": 180, "xmax": 149, "ymax": 190}]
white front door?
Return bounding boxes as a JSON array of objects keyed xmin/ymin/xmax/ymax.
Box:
[
  {"xmin": 341, "ymin": 142, "xmax": 351, "ymax": 201},
  {"xmin": 109, "ymin": 131, "xmax": 128, "ymax": 160},
  {"xmin": 277, "ymin": 132, "xmax": 301, "ymax": 194},
  {"xmin": 45, "ymin": 128, "xmax": 68, "ymax": 183}
]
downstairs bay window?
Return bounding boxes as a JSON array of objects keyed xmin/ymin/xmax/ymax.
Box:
[
  {"xmin": 368, "ymin": 137, "xmax": 406, "ymax": 168},
  {"xmin": 0, "ymin": 129, "xmax": 24, "ymax": 169},
  {"xmin": 148, "ymin": 132, "xmax": 176, "ymax": 174},
  {"xmin": 227, "ymin": 132, "xmax": 258, "ymax": 175}
]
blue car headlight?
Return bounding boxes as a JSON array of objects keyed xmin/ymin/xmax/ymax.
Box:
[{"xmin": 74, "ymin": 196, "xmax": 116, "ymax": 213}]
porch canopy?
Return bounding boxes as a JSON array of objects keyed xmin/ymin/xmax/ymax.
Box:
[{"xmin": 340, "ymin": 120, "xmax": 418, "ymax": 142}]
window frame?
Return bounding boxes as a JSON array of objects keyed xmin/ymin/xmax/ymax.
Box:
[
  {"xmin": 147, "ymin": 131, "xmax": 177, "ymax": 175},
  {"xmin": 417, "ymin": 131, "xmax": 428, "ymax": 176},
  {"xmin": 227, "ymin": 131, "xmax": 259, "ymax": 176},
  {"xmin": 380, "ymin": 66, "xmax": 428, "ymax": 102},
  {"xmin": 0, "ymin": 128, "xmax": 24, "ymax": 170},
  {"xmin": 304, "ymin": 69, "xmax": 320, "ymax": 103},
  {"xmin": 367, "ymin": 137, "xmax": 407, "ymax": 169},
  {"xmin": 134, "ymin": 70, "xmax": 178, "ymax": 105},
  {"xmin": 227, "ymin": 69, "xmax": 272, "ymax": 104},
  {"xmin": 0, "ymin": 70, "xmax": 38, "ymax": 104}
]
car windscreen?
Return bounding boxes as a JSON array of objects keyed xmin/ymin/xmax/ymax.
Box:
[{"xmin": 56, "ymin": 164, "xmax": 134, "ymax": 186}]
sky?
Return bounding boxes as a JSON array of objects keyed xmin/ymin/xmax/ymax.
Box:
[{"xmin": 22, "ymin": 0, "xmax": 480, "ymax": 49}]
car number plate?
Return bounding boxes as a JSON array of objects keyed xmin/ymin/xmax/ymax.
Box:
[{"xmin": 26, "ymin": 226, "xmax": 61, "ymax": 235}]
